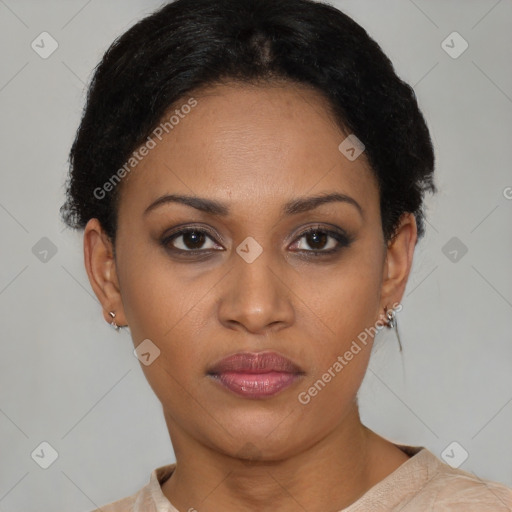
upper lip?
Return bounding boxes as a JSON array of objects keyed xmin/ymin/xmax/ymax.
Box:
[{"xmin": 207, "ymin": 351, "xmax": 304, "ymax": 375}]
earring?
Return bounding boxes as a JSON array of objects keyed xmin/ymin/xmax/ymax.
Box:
[
  {"xmin": 109, "ymin": 311, "xmax": 120, "ymax": 331},
  {"xmin": 385, "ymin": 307, "xmax": 396, "ymax": 329},
  {"xmin": 384, "ymin": 305, "xmax": 402, "ymax": 352}
]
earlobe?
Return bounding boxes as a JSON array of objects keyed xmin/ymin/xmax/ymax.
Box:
[{"xmin": 83, "ymin": 219, "xmax": 127, "ymax": 327}]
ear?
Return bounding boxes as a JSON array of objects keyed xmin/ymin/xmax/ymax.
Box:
[
  {"xmin": 83, "ymin": 219, "xmax": 127, "ymax": 327},
  {"xmin": 379, "ymin": 213, "xmax": 418, "ymax": 317}
]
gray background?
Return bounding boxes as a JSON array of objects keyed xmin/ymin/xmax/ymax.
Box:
[{"xmin": 0, "ymin": 0, "xmax": 511, "ymax": 510}]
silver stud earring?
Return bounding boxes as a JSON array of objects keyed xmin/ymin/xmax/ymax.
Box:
[
  {"xmin": 384, "ymin": 306, "xmax": 402, "ymax": 352},
  {"xmin": 109, "ymin": 311, "xmax": 120, "ymax": 331}
]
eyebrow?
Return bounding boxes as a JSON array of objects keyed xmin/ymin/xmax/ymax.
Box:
[{"xmin": 144, "ymin": 192, "xmax": 363, "ymax": 218}]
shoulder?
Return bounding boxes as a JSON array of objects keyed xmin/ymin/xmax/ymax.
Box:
[
  {"xmin": 87, "ymin": 463, "xmax": 176, "ymax": 512},
  {"xmin": 409, "ymin": 449, "xmax": 512, "ymax": 510}
]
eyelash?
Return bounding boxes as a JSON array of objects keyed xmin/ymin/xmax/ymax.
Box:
[
  {"xmin": 161, "ymin": 224, "xmax": 353, "ymax": 258},
  {"xmin": 291, "ymin": 226, "xmax": 353, "ymax": 256}
]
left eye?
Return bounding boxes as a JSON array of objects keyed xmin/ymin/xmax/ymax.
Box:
[{"xmin": 290, "ymin": 228, "xmax": 350, "ymax": 253}]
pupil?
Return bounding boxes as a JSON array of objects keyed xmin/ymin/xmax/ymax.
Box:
[
  {"xmin": 308, "ymin": 231, "xmax": 327, "ymax": 249},
  {"xmin": 184, "ymin": 231, "xmax": 205, "ymax": 249}
]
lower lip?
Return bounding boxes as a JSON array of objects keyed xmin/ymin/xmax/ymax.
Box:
[{"xmin": 209, "ymin": 371, "xmax": 301, "ymax": 399}]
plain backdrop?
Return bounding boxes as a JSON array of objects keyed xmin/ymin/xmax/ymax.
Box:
[{"xmin": 0, "ymin": 0, "xmax": 511, "ymax": 510}]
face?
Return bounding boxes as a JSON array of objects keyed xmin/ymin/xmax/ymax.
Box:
[{"xmin": 85, "ymin": 82, "xmax": 416, "ymax": 462}]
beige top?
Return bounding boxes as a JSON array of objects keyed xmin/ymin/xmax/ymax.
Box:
[{"xmin": 92, "ymin": 445, "xmax": 512, "ymax": 511}]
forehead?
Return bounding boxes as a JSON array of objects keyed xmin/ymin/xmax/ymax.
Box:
[{"xmin": 118, "ymin": 82, "xmax": 379, "ymax": 218}]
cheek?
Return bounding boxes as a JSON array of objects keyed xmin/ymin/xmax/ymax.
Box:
[
  {"xmin": 116, "ymin": 266, "xmax": 200, "ymax": 417},
  {"xmin": 294, "ymin": 275, "xmax": 381, "ymax": 431},
  {"xmin": 293, "ymin": 242, "xmax": 384, "ymax": 410},
  {"xmin": 115, "ymin": 235, "xmax": 193, "ymax": 340},
  {"xmin": 299, "ymin": 246, "xmax": 383, "ymax": 356},
  {"xmin": 114, "ymin": 241, "xmax": 212, "ymax": 392}
]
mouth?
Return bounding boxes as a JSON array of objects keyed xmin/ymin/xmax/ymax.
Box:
[{"xmin": 206, "ymin": 351, "xmax": 305, "ymax": 399}]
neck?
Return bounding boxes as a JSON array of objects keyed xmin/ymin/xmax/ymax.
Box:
[{"xmin": 161, "ymin": 404, "xmax": 396, "ymax": 512}]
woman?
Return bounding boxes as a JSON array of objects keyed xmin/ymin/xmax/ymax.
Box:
[{"xmin": 61, "ymin": 0, "xmax": 512, "ymax": 510}]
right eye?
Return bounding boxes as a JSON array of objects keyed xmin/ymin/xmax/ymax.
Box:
[{"xmin": 161, "ymin": 227, "xmax": 224, "ymax": 253}]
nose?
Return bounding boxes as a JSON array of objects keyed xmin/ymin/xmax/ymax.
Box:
[{"xmin": 217, "ymin": 248, "xmax": 295, "ymax": 335}]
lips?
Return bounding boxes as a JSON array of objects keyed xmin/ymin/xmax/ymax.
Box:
[
  {"xmin": 207, "ymin": 351, "xmax": 304, "ymax": 399},
  {"xmin": 208, "ymin": 351, "xmax": 303, "ymax": 374}
]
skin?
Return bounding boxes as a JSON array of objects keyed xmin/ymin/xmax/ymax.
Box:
[{"xmin": 84, "ymin": 82, "xmax": 417, "ymax": 511}]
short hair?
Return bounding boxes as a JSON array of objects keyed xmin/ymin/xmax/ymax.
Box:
[{"xmin": 61, "ymin": 0, "xmax": 436, "ymax": 243}]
